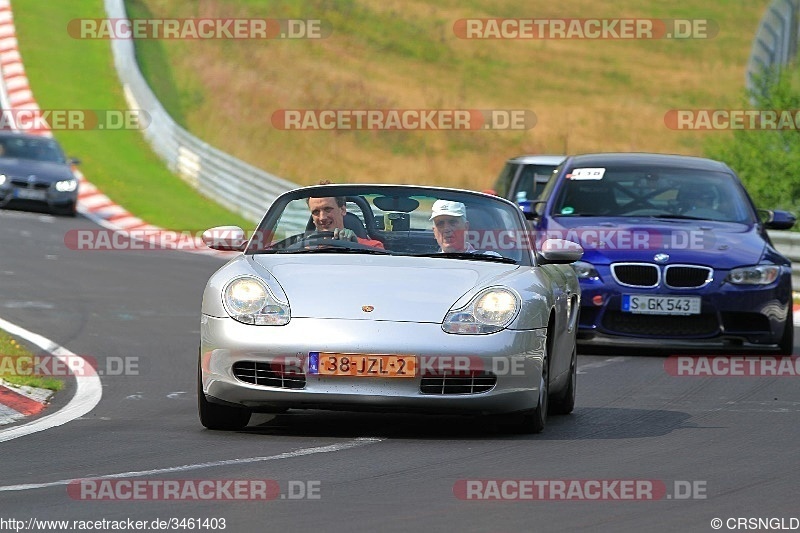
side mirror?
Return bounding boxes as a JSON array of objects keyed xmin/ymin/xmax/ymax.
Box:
[
  {"xmin": 68, "ymin": 157, "xmax": 81, "ymax": 165},
  {"xmin": 537, "ymin": 239, "xmax": 584, "ymax": 264},
  {"xmin": 760, "ymin": 209, "xmax": 796, "ymax": 230},
  {"xmin": 202, "ymin": 226, "xmax": 247, "ymax": 251}
]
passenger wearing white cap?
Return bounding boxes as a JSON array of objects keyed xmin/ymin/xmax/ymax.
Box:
[{"xmin": 430, "ymin": 199, "xmax": 476, "ymax": 253}]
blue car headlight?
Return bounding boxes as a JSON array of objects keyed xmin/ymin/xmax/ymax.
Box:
[
  {"xmin": 571, "ymin": 260, "xmax": 600, "ymax": 281},
  {"xmin": 726, "ymin": 265, "xmax": 781, "ymax": 285},
  {"xmin": 223, "ymin": 277, "xmax": 290, "ymax": 325},
  {"xmin": 443, "ymin": 288, "xmax": 520, "ymax": 335}
]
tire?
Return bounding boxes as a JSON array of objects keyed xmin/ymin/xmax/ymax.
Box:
[
  {"xmin": 508, "ymin": 332, "xmax": 550, "ymax": 434},
  {"xmin": 778, "ymin": 317, "xmax": 794, "ymax": 356},
  {"xmin": 197, "ymin": 364, "xmax": 250, "ymax": 430},
  {"xmin": 550, "ymin": 345, "xmax": 576, "ymax": 415}
]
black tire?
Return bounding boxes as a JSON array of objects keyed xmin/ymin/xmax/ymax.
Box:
[
  {"xmin": 197, "ymin": 364, "xmax": 250, "ymax": 430},
  {"xmin": 508, "ymin": 332, "xmax": 550, "ymax": 434},
  {"xmin": 778, "ymin": 317, "xmax": 794, "ymax": 356},
  {"xmin": 550, "ymin": 345, "xmax": 576, "ymax": 415}
]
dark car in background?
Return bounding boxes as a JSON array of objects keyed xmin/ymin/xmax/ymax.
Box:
[
  {"xmin": 527, "ymin": 152, "xmax": 796, "ymax": 353},
  {"xmin": 0, "ymin": 131, "xmax": 80, "ymax": 216},
  {"xmin": 488, "ymin": 154, "xmax": 565, "ymax": 205}
]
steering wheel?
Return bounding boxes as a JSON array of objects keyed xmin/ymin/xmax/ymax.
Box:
[{"xmin": 285, "ymin": 231, "xmax": 381, "ymax": 251}]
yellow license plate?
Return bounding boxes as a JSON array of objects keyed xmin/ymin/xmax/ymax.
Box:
[{"xmin": 309, "ymin": 352, "xmax": 416, "ymax": 378}]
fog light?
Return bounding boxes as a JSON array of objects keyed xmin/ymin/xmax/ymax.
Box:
[{"xmin": 592, "ymin": 294, "xmax": 604, "ymax": 306}]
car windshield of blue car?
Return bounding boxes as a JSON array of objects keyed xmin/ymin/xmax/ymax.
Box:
[
  {"xmin": 247, "ymin": 185, "xmax": 529, "ymax": 265},
  {"xmin": 552, "ymin": 168, "xmax": 755, "ymax": 223},
  {"xmin": 0, "ymin": 136, "xmax": 67, "ymax": 163}
]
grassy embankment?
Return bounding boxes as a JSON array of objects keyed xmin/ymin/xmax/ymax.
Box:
[
  {"xmin": 128, "ymin": 0, "xmax": 767, "ymax": 191},
  {"xmin": 12, "ymin": 0, "xmax": 253, "ymax": 230}
]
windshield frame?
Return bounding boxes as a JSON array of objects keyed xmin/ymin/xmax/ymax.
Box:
[{"xmin": 246, "ymin": 184, "xmax": 533, "ymax": 266}]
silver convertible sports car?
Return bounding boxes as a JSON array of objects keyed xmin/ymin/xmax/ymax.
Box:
[{"xmin": 199, "ymin": 184, "xmax": 583, "ymax": 434}]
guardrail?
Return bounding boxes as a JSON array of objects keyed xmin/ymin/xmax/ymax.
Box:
[
  {"xmin": 746, "ymin": 0, "xmax": 800, "ymax": 98},
  {"xmin": 104, "ymin": 0, "xmax": 298, "ymax": 224}
]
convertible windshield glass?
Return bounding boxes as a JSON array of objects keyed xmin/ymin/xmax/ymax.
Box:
[
  {"xmin": 247, "ymin": 185, "xmax": 530, "ymax": 265},
  {"xmin": 551, "ymin": 168, "xmax": 755, "ymax": 223}
]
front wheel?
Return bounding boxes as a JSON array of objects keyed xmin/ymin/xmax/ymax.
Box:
[
  {"xmin": 197, "ymin": 365, "xmax": 251, "ymax": 430},
  {"xmin": 507, "ymin": 337, "xmax": 549, "ymax": 434},
  {"xmin": 778, "ymin": 316, "xmax": 794, "ymax": 356},
  {"xmin": 550, "ymin": 346, "xmax": 576, "ymax": 415}
]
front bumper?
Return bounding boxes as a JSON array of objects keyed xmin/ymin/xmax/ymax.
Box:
[
  {"xmin": 576, "ymin": 273, "xmax": 792, "ymax": 350},
  {"xmin": 0, "ymin": 186, "xmax": 77, "ymax": 211},
  {"xmin": 200, "ymin": 315, "xmax": 547, "ymax": 415}
]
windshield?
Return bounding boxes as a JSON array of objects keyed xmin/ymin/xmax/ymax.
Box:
[
  {"xmin": 551, "ymin": 167, "xmax": 756, "ymax": 223},
  {"xmin": 247, "ymin": 185, "xmax": 529, "ymax": 265},
  {"xmin": 0, "ymin": 136, "xmax": 67, "ymax": 163},
  {"xmin": 512, "ymin": 164, "xmax": 559, "ymax": 202}
]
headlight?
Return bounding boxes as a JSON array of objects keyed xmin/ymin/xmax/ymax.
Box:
[
  {"xmin": 443, "ymin": 288, "xmax": 520, "ymax": 335},
  {"xmin": 571, "ymin": 260, "xmax": 600, "ymax": 280},
  {"xmin": 727, "ymin": 265, "xmax": 781, "ymax": 285},
  {"xmin": 0, "ymin": 174, "xmax": 6, "ymax": 186},
  {"xmin": 223, "ymin": 277, "xmax": 290, "ymax": 325},
  {"xmin": 55, "ymin": 179, "xmax": 77, "ymax": 192}
]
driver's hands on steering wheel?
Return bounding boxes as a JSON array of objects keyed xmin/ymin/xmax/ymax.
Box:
[{"xmin": 332, "ymin": 228, "xmax": 358, "ymax": 242}]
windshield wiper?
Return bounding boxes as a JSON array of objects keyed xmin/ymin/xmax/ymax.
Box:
[
  {"xmin": 646, "ymin": 214, "xmax": 708, "ymax": 221},
  {"xmin": 413, "ymin": 252, "xmax": 517, "ymax": 264}
]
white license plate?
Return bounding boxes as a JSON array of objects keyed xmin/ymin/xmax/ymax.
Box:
[
  {"xmin": 622, "ymin": 294, "xmax": 701, "ymax": 315},
  {"xmin": 14, "ymin": 188, "xmax": 47, "ymax": 201}
]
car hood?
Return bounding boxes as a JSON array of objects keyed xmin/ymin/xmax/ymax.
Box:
[
  {"xmin": 0, "ymin": 158, "xmax": 74, "ymax": 182},
  {"xmin": 543, "ymin": 217, "xmax": 765, "ymax": 269},
  {"xmin": 252, "ymin": 254, "xmax": 519, "ymax": 322}
]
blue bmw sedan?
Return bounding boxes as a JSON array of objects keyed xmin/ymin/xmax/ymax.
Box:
[{"xmin": 527, "ymin": 153, "xmax": 796, "ymax": 353}]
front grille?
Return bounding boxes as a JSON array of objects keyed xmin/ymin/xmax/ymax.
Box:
[
  {"xmin": 420, "ymin": 371, "xmax": 496, "ymax": 395},
  {"xmin": 603, "ymin": 311, "xmax": 719, "ymax": 337},
  {"xmin": 232, "ymin": 361, "xmax": 306, "ymax": 389},
  {"xmin": 10, "ymin": 179, "xmax": 49, "ymax": 190},
  {"xmin": 611, "ymin": 263, "xmax": 659, "ymax": 287},
  {"xmin": 665, "ymin": 265, "xmax": 712, "ymax": 288}
]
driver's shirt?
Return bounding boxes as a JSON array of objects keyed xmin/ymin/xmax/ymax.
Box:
[{"xmin": 357, "ymin": 237, "xmax": 385, "ymax": 249}]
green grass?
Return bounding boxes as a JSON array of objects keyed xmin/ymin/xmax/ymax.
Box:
[
  {"xmin": 117, "ymin": 0, "xmax": 770, "ymax": 190},
  {"xmin": 0, "ymin": 331, "xmax": 63, "ymax": 391},
  {"xmin": 8, "ymin": 0, "xmax": 774, "ymax": 220},
  {"xmin": 11, "ymin": 1, "xmax": 255, "ymax": 231}
]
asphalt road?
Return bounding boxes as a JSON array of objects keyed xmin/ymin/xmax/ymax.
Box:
[{"xmin": 0, "ymin": 208, "xmax": 798, "ymax": 533}]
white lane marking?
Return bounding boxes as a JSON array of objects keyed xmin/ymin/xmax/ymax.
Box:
[
  {"xmin": 0, "ymin": 316, "xmax": 102, "ymax": 443},
  {"xmin": 577, "ymin": 356, "xmax": 627, "ymax": 374},
  {"xmin": 0, "ymin": 438, "xmax": 383, "ymax": 492}
]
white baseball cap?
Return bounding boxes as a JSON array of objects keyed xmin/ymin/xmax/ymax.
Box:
[{"xmin": 430, "ymin": 200, "xmax": 467, "ymax": 220}]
